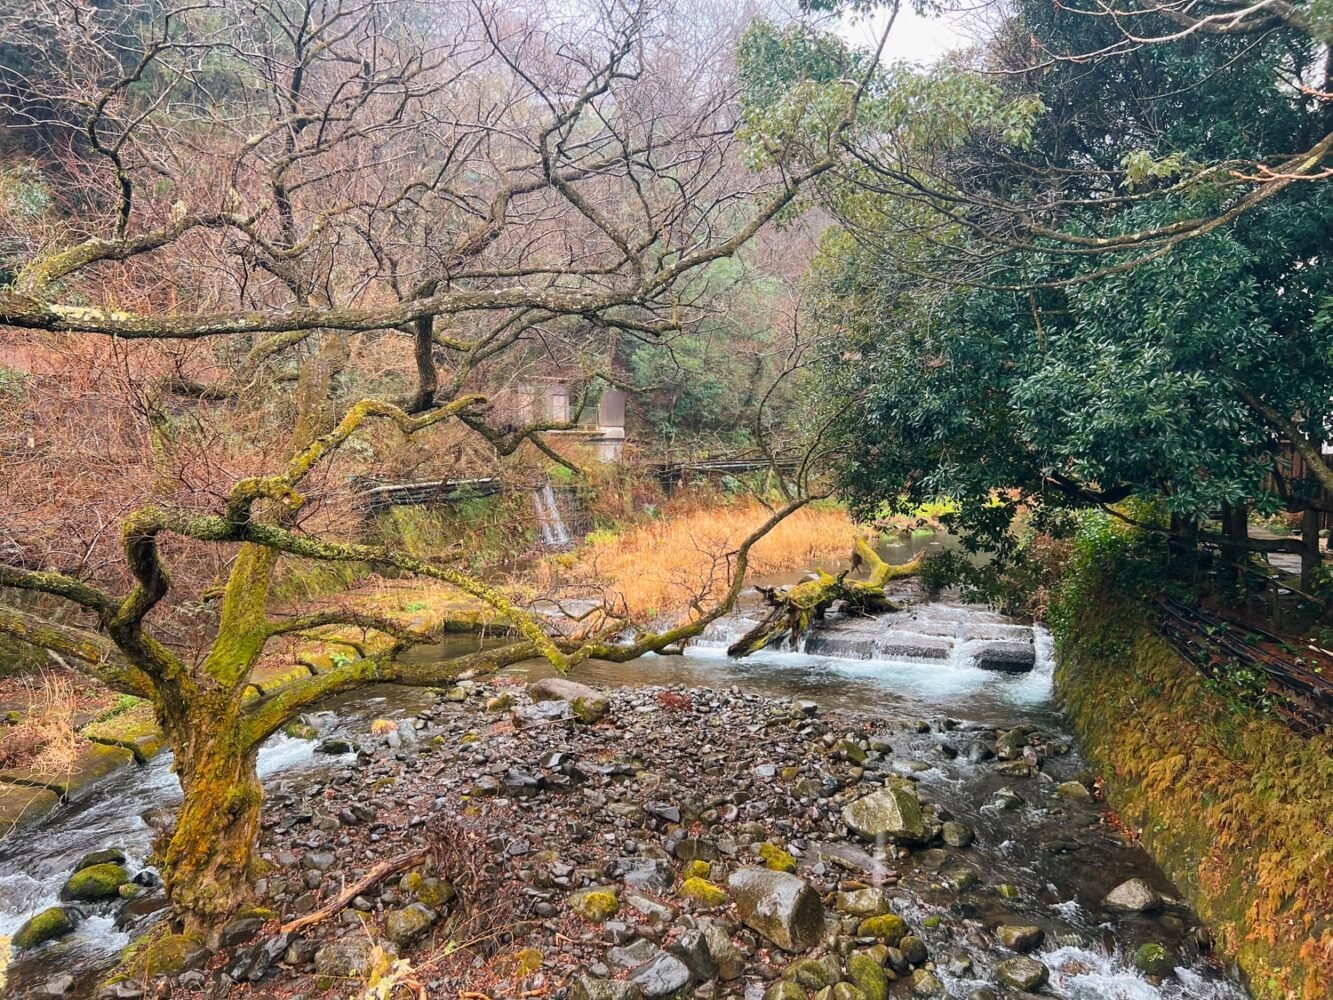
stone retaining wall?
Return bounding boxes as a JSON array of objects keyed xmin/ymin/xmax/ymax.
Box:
[{"xmin": 1054, "ymin": 594, "xmax": 1333, "ymax": 1000}]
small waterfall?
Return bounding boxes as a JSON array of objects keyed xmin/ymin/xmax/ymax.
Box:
[{"xmin": 532, "ymin": 484, "xmax": 572, "ymax": 550}]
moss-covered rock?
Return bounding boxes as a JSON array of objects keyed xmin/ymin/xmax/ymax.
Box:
[
  {"xmin": 73, "ymin": 848, "xmax": 126, "ymax": 872},
  {"xmin": 1134, "ymin": 942, "xmax": 1173, "ymax": 977},
  {"xmin": 856, "ymin": 914, "xmax": 906, "ymax": 945},
  {"xmin": 783, "ymin": 958, "xmax": 835, "ymax": 990},
  {"xmin": 678, "ymin": 877, "xmax": 727, "ymax": 907},
  {"xmin": 683, "ymin": 859, "xmax": 712, "ymax": 880},
  {"xmin": 283, "ymin": 719, "xmax": 319, "ymax": 740},
  {"xmin": 13, "ymin": 907, "xmax": 75, "ymax": 950},
  {"xmin": 758, "ymin": 842, "xmax": 798, "ymax": 873},
  {"xmin": 847, "ymin": 952, "xmax": 889, "ymax": 1000},
  {"xmin": 132, "ymin": 933, "xmax": 209, "ymax": 977},
  {"xmin": 62, "ymin": 862, "xmax": 130, "ymax": 900},
  {"xmin": 569, "ymin": 888, "xmax": 619, "ymax": 922}
]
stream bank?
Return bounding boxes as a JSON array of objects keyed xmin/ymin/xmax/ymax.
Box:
[{"xmin": 1053, "ymin": 585, "xmax": 1333, "ymax": 1000}]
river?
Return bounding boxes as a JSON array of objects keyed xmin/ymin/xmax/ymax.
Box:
[{"xmin": 0, "ymin": 567, "xmax": 1251, "ymax": 999}]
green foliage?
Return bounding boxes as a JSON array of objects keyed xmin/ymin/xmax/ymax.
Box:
[{"xmin": 807, "ymin": 0, "xmax": 1333, "ymax": 566}]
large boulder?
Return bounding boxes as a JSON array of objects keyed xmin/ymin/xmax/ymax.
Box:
[
  {"xmin": 727, "ymin": 867, "xmax": 826, "ymax": 952},
  {"xmin": 12, "ymin": 907, "xmax": 75, "ymax": 950},
  {"xmin": 62, "ymin": 862, "xmax": 130, "ymax": 901},
  {"xmin": 527, "ymin": 677, "xmax": 609, "ymax": 723},
  {"xmin": 841, "ymin": 786, "xmax": 926, "ymax": 844}
]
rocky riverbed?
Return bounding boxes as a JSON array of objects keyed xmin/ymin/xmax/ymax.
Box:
[{"xmin": 11, "ymin": 672, "xmax": 1249, "ymax": 1000}]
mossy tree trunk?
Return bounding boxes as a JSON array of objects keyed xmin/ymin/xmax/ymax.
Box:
[{"xmin": 164, "ymin": 708, "xmax": 263, "ymax": 942}]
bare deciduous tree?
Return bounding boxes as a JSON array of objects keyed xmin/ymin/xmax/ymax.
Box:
[{"xmin": 0, "ymin": 0, "xmax": 881, "ymax": 936}]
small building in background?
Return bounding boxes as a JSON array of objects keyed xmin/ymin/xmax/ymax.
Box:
[{"xmin": 506, "ymin": 380, "xmax": 626, "ymax": 462}]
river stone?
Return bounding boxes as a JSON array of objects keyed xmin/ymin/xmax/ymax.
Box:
[
  {"xmin": 40, "ymin": 974, "xmax": 75, "ymax": 997},
  {"xmin": 1103, "ymin": 877, "xmax": 1162, "ymax": 913},
  {"xmin": 674, "ymin": 837, "xmax": 719, "ymax": 862},
  {"xmin": 783, "ymin": 958, "xmax": 835, "ymax": 990},
  {"xmin": 568, "ymin": 977, "xmax": 646, "ymax": 1000},
  {"xmin": 899, "ymin": 935, "xmax": 927, "ymax": 965},
  {"xmin": 765, "ymin": 984, "xmax": 809, "ymax": 1000},
  {"xmin": 701, "ymin": 923, "xmax": 743, "ymax": 980},
  {"xmin": 841, "ymin": 786, "xmax": 926, "ymax": 844},
  {"xmin": 1134, "ymin": 942, "xmax": 1173, "ymax": 977},
  {"xmin": 528, "ymin": 677, "xmax": 609, "ymax": 723},
  {"xmin": 314, "ymin": 736, "xmax": 356, "ymax": 754},
  {"xmin": 62, "ymin": 862, "xmax": 130, "ymax": 900},
  {"xmin": 910, "ymin": 969, "xmax": 944, "ymax": 996},
  {"xmin": 384, "ymin": 903, "xmax": 436, "ymax": 946},
  {"xmin": 834, "ymin": 887, "xmax": 892, "ymax": 917},
  {"xmin": 218, "ymin": 915, "xmax": 265, "ymax": 948},
  {"xmin": 669, "ymin": 928, "xmax": 718, "ymax": 982},
  {"xmin": 994, "ymin": 925, "xmax": 1044, "ymax": 952},
  {"xmin": 73, "ymin": 848, "xmax": 126, "ymax": 873},
  {"xmin": 134, "ymin": 934, "xmax": 210, "ymax": 977},
  {"xmin": 1055, "ymin": 780, "xmax": 1093, "ymax": 801},
  {"xmin": 570, "ymin": 887, "xmax": 620, "ymax": 922},
  {"xmin": 314, "ymin": 936, "xmax": 392, "ymax": 978},
  {"xmin": 608, "ymin": 939, "xmax": 662, "ymax": 971},
  {"xmin": 728, "ymin": 867, "xmax": 825, "ymax": 952},
  {"xmin": 995, "ymin": 956, "xmax": 1049, "ymax": 991},
  {"xmin": 941, "ymin": 821, "xmax": 974, "ymax": 848},
  {"xmin": 847, "ymin": 952, "xmax": 889, "ymax": 1000},
  {"xmin": 831, "ymin": 984, "xmax": 867, "ymax": 1000},
  {"xmin": 13, "ymin": 906, "xmax": 75, "ymax": 950},
  {"xmin": 629, "ymin": 952, "xmax": 692, "ymax": 998},
  {"xmin": 620, "ymin": 858, "xmax": 673, "ymax": 892}
]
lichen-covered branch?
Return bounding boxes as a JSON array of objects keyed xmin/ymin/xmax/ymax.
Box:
[{"xmin": 0, "ymin": 604, "xmax": 155, "ymax": 698}]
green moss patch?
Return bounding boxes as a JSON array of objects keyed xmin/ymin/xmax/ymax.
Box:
[
  {"xmin": 62, "ymin": 862, "xmax": 130, "ymax": 900},
  {"xmin": 13, "ymin": 906, "xmax": 75, "ymax": 949},
  {"xmin": 1055, "ymin": 576, "xmax": 1333, "ymax": 999}
]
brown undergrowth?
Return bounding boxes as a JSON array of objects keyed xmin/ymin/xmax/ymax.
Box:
[{"xmin": 536, "ymin": 496, "xmax": 862, "ymax": 622}]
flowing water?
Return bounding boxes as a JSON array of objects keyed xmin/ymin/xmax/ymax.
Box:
[
  {"xmin": 0, "ymin": 560, "xmax": 1251, "ymax": 998},
  {"xmin": 532, "ymin": 484, "xmax": 573, "ymax": 549},
  {"xmin": 0, "ymin": 688, "xmax": 436, "ymax": 996}
]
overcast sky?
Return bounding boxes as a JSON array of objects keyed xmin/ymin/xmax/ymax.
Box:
[{"xmin": 836, "ymin": 5, "xmax": 976, "ymax": 66}]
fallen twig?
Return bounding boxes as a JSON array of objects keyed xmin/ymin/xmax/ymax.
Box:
[{"xmin": 281, "ymin": 847, "xmax": 430, "ymax": 935}]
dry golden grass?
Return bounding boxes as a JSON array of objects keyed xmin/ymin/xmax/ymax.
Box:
[
  {"xmin": 0, "ymin": 669, "xmax": 81, "ymax": 774},
  {"xmin": 544, "ymin": 498, "xmax": 861, "ymax": 621}
]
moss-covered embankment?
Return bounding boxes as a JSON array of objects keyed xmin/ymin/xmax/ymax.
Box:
[{"xmin": 1053, "ymin": 588, "xmax": 1333, "ymax": 999}]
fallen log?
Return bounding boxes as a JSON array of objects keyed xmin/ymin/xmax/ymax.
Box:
[{"xmin": 727, "ymin": 536, "xmax": 923, "ymax": 657}]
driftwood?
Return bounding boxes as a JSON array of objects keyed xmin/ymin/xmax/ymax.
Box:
[{"xmin": 727, "ymin": 537, "xmax": 923, "ymax": 657}]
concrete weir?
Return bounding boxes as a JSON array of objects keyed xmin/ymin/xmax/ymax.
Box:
[{"xmin": 695, "ymin": 598, "xmax": 1038, "ymax": 672}]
